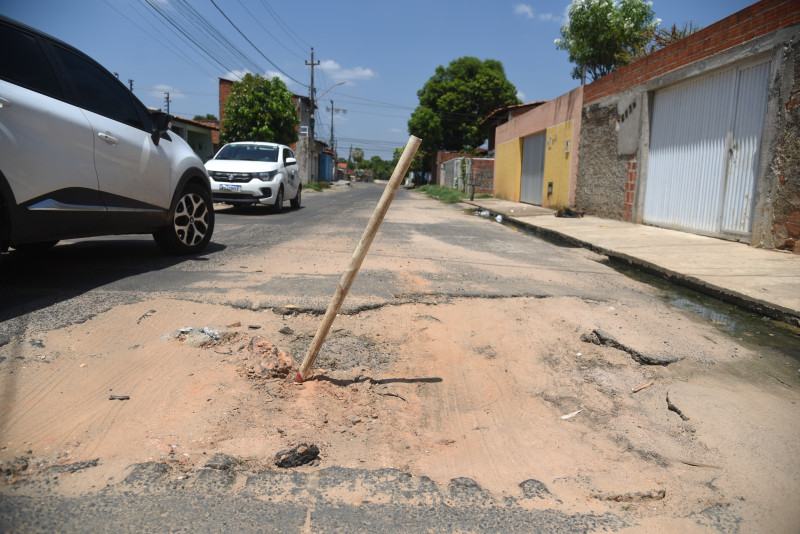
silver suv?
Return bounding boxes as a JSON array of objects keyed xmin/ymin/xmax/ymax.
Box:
[{"xmin": 0, "ymin": 16, "xmax": 214, "ymax": 256}]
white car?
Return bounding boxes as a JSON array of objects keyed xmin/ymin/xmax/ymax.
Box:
[
  {"xmin": 205, "ymin": 142, "xmax": 301, "ymax": 212},
  {"xmin": 0, "ymin": 15, "xmax": 214, "ymax": 256}
]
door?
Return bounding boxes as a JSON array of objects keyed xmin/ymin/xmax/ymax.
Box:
[
  {"xmin": 644, "ymin": 59, "xmax": 770, "ymax": 240},
  {"xmin": 720, "ymin": 61, "xmax": 771, "ymax": 235},
  {"xmin": 50, "ymin": 43, "xmax": 171, "ymax": 212},
  {"xmin": 520, "ymin": 132, "xmax": 545, "ymax": 205}
]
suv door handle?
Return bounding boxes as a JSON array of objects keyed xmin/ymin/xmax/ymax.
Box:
[{"xmin": 98, "ymin": 132, "xmax": 119, "ymax": 145}]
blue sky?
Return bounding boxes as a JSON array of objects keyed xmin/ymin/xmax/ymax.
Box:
[{"xmin": 2, "ymin": 0, "xmax": 756, "ymax": 160}]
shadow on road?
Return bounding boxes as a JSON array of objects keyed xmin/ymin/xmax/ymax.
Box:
[{"xmin": 0, "ymin": 238, "xmax": 226, "ymax": 323}]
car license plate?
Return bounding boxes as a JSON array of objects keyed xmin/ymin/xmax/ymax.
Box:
[{"xmin": 219, "ymin": 184, "xmax": 241, "ymax": 192}]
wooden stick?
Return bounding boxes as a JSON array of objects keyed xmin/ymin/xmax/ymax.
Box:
[
  {"xmin": 296, "ymin": 136, "xmax": 421, "ymax": 382},
  {"xmin": 632, "ymin": 379, "xmax": 655, "ymax": 393}
]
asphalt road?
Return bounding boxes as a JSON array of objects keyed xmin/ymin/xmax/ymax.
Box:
[{"xmin": 0, "ymin": 183, "xmax": 749, "ymax": 532}]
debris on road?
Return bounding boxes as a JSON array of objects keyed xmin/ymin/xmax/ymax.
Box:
[
  {"xmin": 203, "ymin": 453, "xmax": 239, "ymax": 471},
  {"xmin": 274, "ymin": 443, "xmax": 320, "ymax": 468},
  {"xmin": 560, "ymin": 408, "xmax": 584, "ymax": 420},
  {"xmin": 242, "ymin": 336, "xmax": 294, "ymax": 379},
  {"xmin": 632, "ymin": 379, "xmax": 655, "ymax": 393},
  {"xmin": 108, "ymin": 395, "xmax": 130, "ymax": 401},
  {"xmin": 592, "ymin": 489, "xmax": 666, "ymax": 502}
]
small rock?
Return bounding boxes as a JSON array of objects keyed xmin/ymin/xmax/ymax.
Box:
[
  {"xmin": 349, "ymin": 416, "xmax": 361, "ymax": 425},
  {"xmin": 1, "ymin": 457, "xmax": 29, "ymax": 476},
  {"xmin": 274, "ymin": 443, "xmax": 320, "ymax": 468},
  {"xmin": 279, "ymin": 327, "xmax": 294, "ymax": 335},
  {"xmin": 203, "ymin": 453, "xmax": 239, "ymax": 471}
]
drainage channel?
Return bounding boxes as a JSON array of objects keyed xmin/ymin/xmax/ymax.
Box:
[
  {"xmin": 468, "ymin": 208, "xmax": 800, "ymax": 361},
  {"xmin": 605, "ymin": 260, "xmax": 800, "ymax": 361}
]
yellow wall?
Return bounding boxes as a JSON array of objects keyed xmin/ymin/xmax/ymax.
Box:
[
  {"xmin": 542, "ymin": 121, "xmax": 572, "ymax": 208},
  {"xmin": 493, "ymin": 139, "xmax": 522, "ymax": 202}
]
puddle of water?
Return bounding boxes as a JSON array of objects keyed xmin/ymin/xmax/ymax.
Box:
[{"xmin": 607, "ymin": 260, "xmax": 800, "ymax": 361}]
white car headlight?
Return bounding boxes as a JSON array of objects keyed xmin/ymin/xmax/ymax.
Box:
[{"xmin": 255, "ymin": 170, "xmax": 278, "ymax": 181}]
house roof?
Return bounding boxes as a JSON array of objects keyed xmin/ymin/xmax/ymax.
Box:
[
  {"xmin": 480, "ymin": 101, "xmax": 548, "ymax": 126},
  {"xmin": 172, "ymin": 116, "xmax": 219, "ymax": 131}
]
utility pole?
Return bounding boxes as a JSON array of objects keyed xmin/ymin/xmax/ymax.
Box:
[
  {"xmin": 164, "ymin": 92, "xmax": 171, "ymax": 114},
  {"xmin": 128, "ymin": 79, "xmax": 134, "ymax": 92},
  {"xmin": 305, "ymin": 48, "xmax": 320, "ymax": 183},
  {"xmin": 326, "ymin": 100, "xmax": 346, "ymax": 155}
]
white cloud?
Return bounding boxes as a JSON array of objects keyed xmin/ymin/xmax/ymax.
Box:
[
  {"xmin": 264, "ymin": 70, "xmax": 292, "ymax": 86},
  {"xmin": 516, "ymin": 90, "xmax": 527, "ymax": 102},
  {"xmin": 514, "ymin": 3, "xmax": 535, "ymax": 18},
  {"xmin": 389, "ymin": 127, "xmax": 404, "ymax": 133},
  {"xmin": 150, "ymin": 84, "xmax": 184, "ymax": 100},
  {"xmin": 539, "ymin": 12, "xmax": 554, "ymax": 21},
  {"xmin": 222, "ymin": 69, "xmax": 249, "ymax": 81},
  {"xmin": 319, "ymin": 59, "xmax": 377, "ymax": 84}
]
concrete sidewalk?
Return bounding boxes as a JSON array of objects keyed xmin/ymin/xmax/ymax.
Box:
[{"xmin": 464, "ymin": 198, "xmax": 800, "ymax": 327}]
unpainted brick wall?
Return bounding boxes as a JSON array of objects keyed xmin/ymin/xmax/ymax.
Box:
[{"xmin": 584, "ymin": 0, "xmax": 800, "ymax": 104}]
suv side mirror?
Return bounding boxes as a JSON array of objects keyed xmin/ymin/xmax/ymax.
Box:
[
  {"xmin": 150, "ymin": 111, "xmax": 172, "ymax": 146},
  {"xmin": 285, "ymin": 157, "xmax": 297, "ymax": 165}
]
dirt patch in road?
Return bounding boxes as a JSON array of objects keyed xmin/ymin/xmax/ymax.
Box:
[{"xmin": 1, "ymin": 296, "xmax": 799, "ymax": 531}]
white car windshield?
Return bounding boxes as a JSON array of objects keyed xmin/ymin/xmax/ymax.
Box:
[{"xmin": 216, "ymin": 144, "xmax": 279, "ymax": 162}]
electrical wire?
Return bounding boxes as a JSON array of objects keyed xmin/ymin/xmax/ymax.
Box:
[
  {"xmin": 257, "ymin": 0, "xmax": 310, "ymax": 52},
  {"xmin": 209, "ymin": 0, "xmax": 308, "ymax": 88}
]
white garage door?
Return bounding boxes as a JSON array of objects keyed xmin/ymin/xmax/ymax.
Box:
[
  {"xmin": 644, "ymin": 59, "xmax": 770, "ymax": 240},
  {"xmin": 520, "ymin": 132, "xmax": 545, "ymax": 205}
]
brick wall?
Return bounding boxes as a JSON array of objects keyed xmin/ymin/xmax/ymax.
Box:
[
  {"xmin": 471, "ymin": 159, "xmax": 494, "ymax": 195},
  {"xmin": 218, "ymin": 78, "xmax": 233, "ymax": 125},
  {"xmin": 585, "ymin": 0, "xmax": 800, "ymax": 104},
  {"xmin": 622, "ymin": 157, "xmax": 637, "ymax": 222}
]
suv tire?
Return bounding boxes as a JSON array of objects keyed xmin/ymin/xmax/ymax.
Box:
[
  {"xmin": 153, "ymin": 183, "xmax": 214, "ymax": 254},
  {"xmin": 290, "ymin": 185, "xmax": 302, "ymax": 209}
]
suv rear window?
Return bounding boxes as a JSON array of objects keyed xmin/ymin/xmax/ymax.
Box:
[
  {"xmin": 50, "ymin": 44, "xmax": 145, "ymax": 130},
  {"xmin": 0, "ymin": 22, "xmax": 61, "ymax": 98}
]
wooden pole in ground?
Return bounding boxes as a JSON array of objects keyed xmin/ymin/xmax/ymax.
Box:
[{"xmin": 296, "ymin": 135, "xmax": 421, "ymax": 382}]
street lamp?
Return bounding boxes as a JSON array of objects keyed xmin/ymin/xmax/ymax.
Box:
[{"xmin": 316, "ymin": 81, "xmax": 345, "ymax": 103}]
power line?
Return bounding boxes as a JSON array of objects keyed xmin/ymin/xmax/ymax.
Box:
[
  {"xmin": 210, "ymin": 0, "xmax": 307, "ymax": 87},
  {"xmin": 237, "ymin": 0, "xmax": 305, "ymax": 61},
  {"xmin": 103, "ymin": 0, "xmax": 216, "ymax": 79},
  {"xmin": 257, "ymin": 0, "xmax": 310, "ymax": 52},
  {"xmin": 140, "ymin": 0, "xmax": 241, "ymax": 75}
]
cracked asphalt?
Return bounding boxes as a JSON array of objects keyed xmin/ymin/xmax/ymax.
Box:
[{"xmin": 1, "ymin": 183, "xmax": 797, "ymax": 532}]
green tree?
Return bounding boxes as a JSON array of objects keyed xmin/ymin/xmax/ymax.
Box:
[
  {"xmin": 351, "ymin": 147, "xmax": 364, "ymax": 166},
  {"xmin": 221, "ymin": 73, "xmax": 299, "ymax": 145},
  {"xmin": 193, "ymin": 113, "xmax": 218, "ymax": 121},
  {"xmin": 392, "ymin": 146, "xmax": 427, "ymax": 174},
  {"xmin": 634, "ymin": 22, "xmax": 701, "ymax": 59},
  {"xmin": 555, "ymin": 0, "xmax": 659, "ymax": 83},
  {"xmin": 408, "ymin": 57, "xmax": 520, "ymax": 155}
]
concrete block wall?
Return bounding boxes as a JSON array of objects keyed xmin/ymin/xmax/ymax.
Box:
[{"xmin": 575, "ymin": 0, "xmax": 800, "ymax": 252}]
